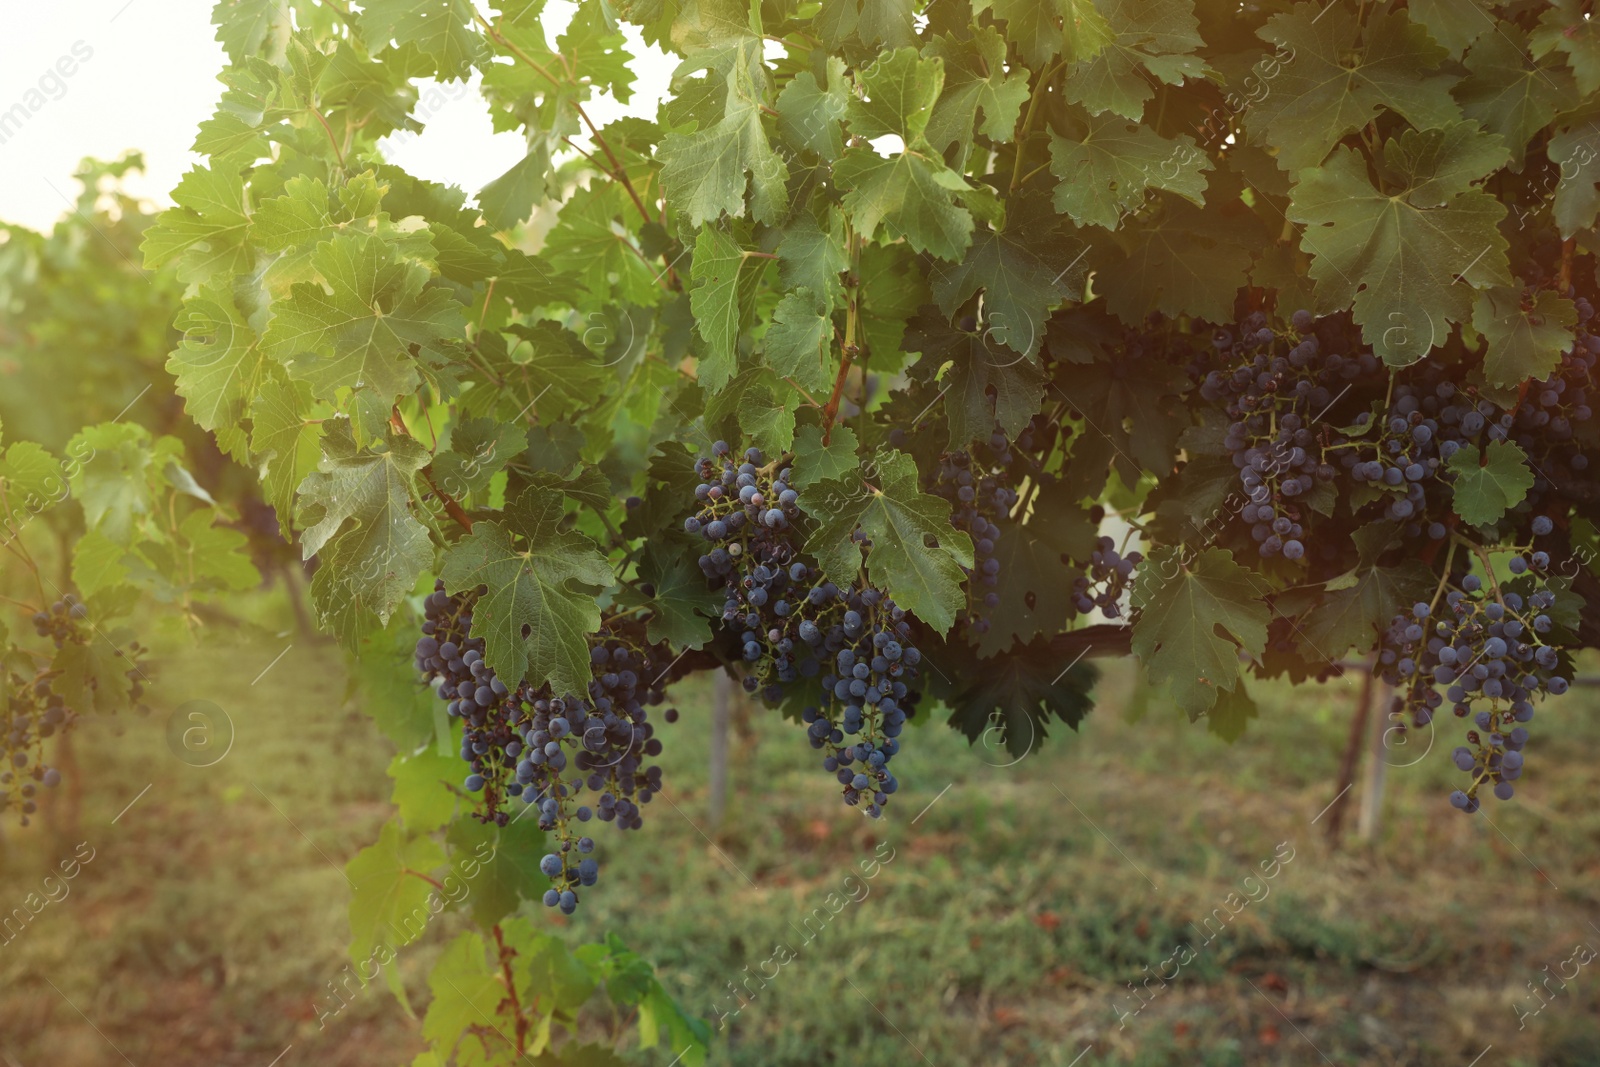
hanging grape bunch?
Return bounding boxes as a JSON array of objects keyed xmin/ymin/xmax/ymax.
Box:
[
  {"xmin": 1341, "ymin": 370, "xmax": 1505, "ymax": 539},
  {"xmin": 1510, "ymin": 295, "xmax": 1598, "ymax": 499},
  {"xmin": 930, "ymin": 427, "xmax": 1024, "ymax": 634},
  {"xmin": 416, "ymin": 582, "xmax": 672, "ymax": 914},
  {"xmin": 1, "ymin": 668, "xmax": 71, "ymax": 826},
  {"xmin": 1377, "ymin": 519, "xmax": 1570, "ymax": 813},
  {"xmin": 800, "ymin": 585, "xmax": 919, "ymax": 818},
  {"xmin": 1071, "ymin": 535, "xmax": 1142, "ymax": 619},
  {"xmin": 1201, "ymin": 309, "xmax": 1371, "ymax": 561}
]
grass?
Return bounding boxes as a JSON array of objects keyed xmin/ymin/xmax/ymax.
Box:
[{"xmin": 4, "ymin": 616, "xmax": 1600, "ymax": 1067}]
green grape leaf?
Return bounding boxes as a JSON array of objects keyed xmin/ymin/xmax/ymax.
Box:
[
  {"xmin": 252, "ymin": 175, "xmax": 333, "ymax": 252},
  {"xmin": 346, "ymin": 820, "xmax": 447, "ymax": 962},
  {"xmin": 141, "ymin": 162, "xmax": 252, "ymax": 283},
  {"xmin": 1548, "ymin": 113, "xmax": 1600, "ymax": 239},
  {"xmin": 777, "ymin": 208, "xmax": 848, "ymax": 307},
  {"xmin": 846, "ymin": 47, "xmax": 942, "ymax": 143},
  {"xmin": 658, "ymin": 41, "xmax": 788, "ymax": 226},
  {"xmin": 50, "ymin": 636, "xmax": 136, "ymax": 715},
  {"xmin": 250, "ymin": 378, "xmax": 323, "ymax": 536},
  {"xmin": 1456, "ymin": 24, "xmax": 1574, "ymax": 171},
  {"xmin": 1048, "ymin": 110, "xmax": 1211, "ymax": 229},
  {"xmin": 1406, "ymin": 0, "xmax": 1487, "ymax": 59},
  {"xmin": 1130, "ymin": 546, "xmax": 1270, "ymax": 719},
  {"xmin": 973, "ymin": 478, "xmax": 1098, "ymax": 655},
  {"xmin": 1532, "ymin": 0, "xmax": 1600, "ymax": 96},
  {"xmin": 802, "ymin": 449, "xmax": 974, "ymax": 634},
  {"xmin": 776, "ymin": 56, "xmax": 849, "ymax": 162},
  {"xmin": 296, "ymin": 423, "xmax": 433, "ymax": 627},
  {"xmin": 72, "ymin": 528, "xmax": 130, "ymax": 600},
  {"xmin": 177, "ymin": 510, "xmax": 262, "ymax": 591},
  {"xmin": 446, "ymin": 816, "xmax": 549, "ymax": 928},
  {"xmin": 432, "ymin": 417, "xmax": 525, "ymax": 504},
  {"xmin": 923, "ymin": 27, "xmax": 1030, "ymax": 158},
  {"xmin": 212, "ymin": 0, "xmax": 290, "ymax": 62},
  {"xmin": 1248, "ymin": 3, "xmax": 1461, "ymax": 172},
  {"xmin": 790, "ymin": 424, "xmax": 860, "ymax": 489},
  {"xmin": 360, "ymin": 0, "xmax": 485, "ymax": 81},
  {"xmin": 168, "ymin": 284, "xmax": 267, "ymax": 463},
  {"xmin": 440, "ymin": 486, "xmax": 611, "ymax": 696},
  {"xmin": 1089, "ymin": 186, "xmax": 1260, "ymax": 324},
  {"xmin": 930, "ymin": 215, "xmax": 1069, "ymax": 360},
  {"xmin": 1205, "ymin": 680, "xmax": 1258, "ymax": 742},
  {"xmin": 986, "ymin": 0, "xmax": 1114, "ymax": 70},
  {"xmin": 700, "ymin": 368, "xmax": 802, "ymax": 455},
  {"xmin": 833, "ymin": 148, "xmax": 973, "ymax": 261},
  {"xmin": 1062, "ymin": 0, "xmax": 1204, "ymax": 119},
  {"xmin": 763, "ymin": 288, "xmax": 835, "ymax": 395},
  {"xmin": 1447, "ymin": 440, "xmax": 1536, "ymax": 527},
  {"xmin": 389, "ymin": 745, "xmax": 462, "ymax": 833},
  {"xmin": 688, "ymin": 226, "xmax": 763, "ymax": 393},
  {"xmin": 1296, "ymin": 559, "xmax": 1434, "ymax": 661},
  {"xmin": 630, "ymin": 543, "xmax": 720, "ymax": 649},
  {"xmin": 929, "ymin": 633, "xmax": 1098, "ymax": 757},
  {"xmin": 476, "ymin": 148, "xmax": 553, "ymax": 231},
  {"xmin": 814, "ymin": 0, "xmax": 915, "ymax": 51},
  {"xmin": 1287, "ymin": 131, "xmax": 1511, "ymax": 366},
  {"xmin": 0, "ymin": 441, "xmax": 69, "ymax": 531},
  {"xmin": 263, "ymin": 233, "xmax": 465, "ymax": 418},
  {"xmin": 1473, "ymin": 287, "xmax": 1578, "ymax": 388},
  {"xmin": 419, "ymin": 932, "xmax": 505, "ymax": 1052}
]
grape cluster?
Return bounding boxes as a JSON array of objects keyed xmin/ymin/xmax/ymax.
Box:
[
  {"xmin": 1508, "ymin": 295, "xmax": 1598, "ymax": 497},
  {"xmin": 1200, "ymin": 310, "xmax": 1370, "ymax": 560},
  {"xmin": 1, "ymin": 669, "xmax": 71, "ymax": 825},
  {"xmin": 1339, "ymin": 374, "xmax": 1506, "ymax": 536},
  {"xmin": 686, "ymin": 441, "xmax": 923, "ymax": 818},
  {"xmin": 1071, "ymin": 536, "xmax": 1142, "ymax": 619},
  {"xmin": 799, "ymin": 586, "xmax": 919, "ymax": 817},
  {"xmin": 1378, "ymin": 538, "xmax": 1569, "ymax": 812},
  {"xmin": 929, "ymin": 428, "xmax": 1022, "ymax": 635},
  {"xmin": 415, "ymin": 581, "xmax": 672, "ymax": 914}
]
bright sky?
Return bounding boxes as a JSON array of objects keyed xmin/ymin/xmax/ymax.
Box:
[{"xmin": 0, "ymin": 1, "xmax": 674, "ymax": 233}]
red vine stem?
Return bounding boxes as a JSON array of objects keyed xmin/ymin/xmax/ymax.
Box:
[
  {"xmin": 391, "ymin": 406, "xmax": 475, "ymax": 532},
  {"xmin": 492, "ymin": 923, "xmax": 530, "ymax": 1054}
]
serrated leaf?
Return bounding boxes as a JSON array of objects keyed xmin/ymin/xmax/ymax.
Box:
[
  {"xmin": 1062, "ymin": 0, "xmax": 1204, "ymax": 119},
  {"xmin": 814, "ymin": 0, "xmax": 915, "ymax": 51},
  {"xmin": 932, "ymin": 633, "xmax": 1098, "ymax": 756},
  {"xmin": 986, "ymin": 0, "xmax": 1113, "ymax": 70},
  {"xmin": 141, "ymin": 163, "xmax": 252, "ymax": 283},
  {"xmin": 802, "ymin": 449, "xmax": 973, "ymax": 634},
  {"xmin": 790, "ymin": 424, "xmax": 860, "ymax": 489},
  {"xmin": 1130, "ymin": 547, "xmax": 1270, "ymax": 718},
  {"xmin": 346, "ymin": 820, "xmax": 446, "ymax": 962},
  {"xmin": 777, "ymin": 208, "xmax": 848, "ymax": 307},
  {"xmin": 1297, "ymin": 559, "xmax": 1434, "ymax": 660},
  {"xmin": 263, "ymin": 233, "xmax": 465, "ymax": 419},
  {"xmin": 177, "ymin": 509, "xmax": 262, "ymax": 591},
  {"xmin": 973, "ymin": 479, "xmax": 1098, "ymax": 654},
  {"xmin": 296, "ymin": 423, "xmax": 433, "ymax": 627},
  {"xmin": 1473, "ymin": 288, "xmax": 1577, "ymax": 388},
  {"xmin": 688, "ymin": 227, "xmax": 761, "ymax": 393},
  {"xmin": 1288, "ymin": 132, "xmax": 1511, "ymax": 366},
  {"xmin": 419, "ymin": 931, "xmax": 505, "ymax": 1053},
  {"xmin": 763, "ymin": 289, "xmax": 834, "ymax": 395},
  {"xmin": 50, "ymin": 637, "xmax": 136, "ymax": 715},
  {"xmin": 1407, "ymin": 0, "xmax": 1487, "ymax": 59},
  {"xmin": 446, "ymin": 816, "xmax": 548, "ymax": 927},
  {"xmin": 440, "ymin": 487, "xmax": 611, "ymax": 696},
  {"xmin": 847, "ymin": 48, "xmax": 943, "ymax": 143},
  {"xmin": 1532, "ymin": 0, "xmax": 1600, "ymax": 96},
  {"xmin": 930, "ymin": 218, "xmax": 1068, "ymax": 360},
  {"xmin": 834, "ymin": 148, "xmax": 973, "ymax": 261},
  {"xmin": 1048, "ymin": 110, "xmax": 1211, "ymax": 229},
  {"xmin": 1248, "ymin": 3, "xmax": 1461, "ymax": 172},
  {"xmin": 360, "ymin": 0, "xmax": 485, "ymax": 81},
  {"xmin": 924, "ymin": 27, "xmax": 1030, "ymax": 159},
  {"xmin": 72, "ymin": 528, "xmax": 130, "ymax": 599},
  {"xmin": 1456, "ymin": 24, "xmax": 1574, "ymax": 171},
  {"xmin": 1089, "ymin": 187, "xmax": 1259, "ymax": 323},
  {"xmin": 658, "ymin": 41, "xmax": 788, "ymax": 226},
  {"xmin": 776, "ymin": 56, "xmax": 848, "ymax": 162},
  {"xmin": 168, "ymin": 284, "xmax": 267, "ymax": 463},
  {"xmin": 212, "ymin": 0, "xmax": 290, "ymax": 62},
  {"xmin": 388, "ymin": 745, "xmax": 461, "ymax": 833},
  {"xmin": 250, "ymin": 378, "xmax": 323, "ymax": 536},
  {"xmin": 1205, "ymin": 681, "xmax": 1257, "ymax": 742},
  {"xmin": 1447, "ymin": 440, "xmax": 1535, "ymax": 526},
  {"xmin": 631, "ymin": 543, "xmax": 719, "ymax": 649},
  {"xmin": 1548, "ymin": 114, "xmax": 1600, "ymax": 239}
]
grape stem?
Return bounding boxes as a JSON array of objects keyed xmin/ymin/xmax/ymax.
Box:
[
  {"xmin": 1455, "ymin": 533, "xmax": 1506, "ymax": 608},
  {"xmin": 492, "ymin": 923, "xmax": 530, "ymax": 1054},
  {"xmin": 1427, "ymin": 539, "xmax": 1458, "ymax": 616}
]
